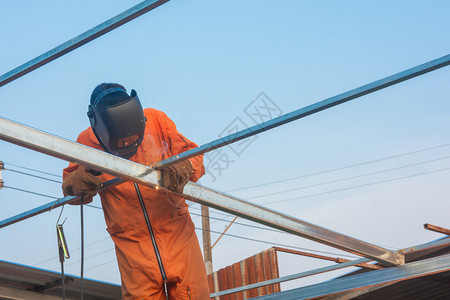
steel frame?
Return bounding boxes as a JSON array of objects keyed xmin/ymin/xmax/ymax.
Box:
[
  {"xmin": 1, "ymin": 0, "xmax": 450, "ymax": 297},
  {"xmin": 0, "ymin": 116, "xmax": 402, "ymax": 266}
]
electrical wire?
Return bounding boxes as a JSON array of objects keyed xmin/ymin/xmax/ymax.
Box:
[
  {"xmin": 84, "ymin": 258, "xmax": 117, "ymax": 273},
  {"xmin": 52, "ymin": 248, "xmax": 115, "ymax": 271},
  {"xmin": 190, "ymin": 212, "xmax": 284, "ymax": 234},
  {"xmin": 247, "ymin": 155, "xmax": 450, "ymax": 201},
  {"xmin": 264, "ymin": 166, "xmax": 450, "ymax": 205},
  {"xmin": 3, "ymin": 185, "xmax": 59, "ymax": 199},
  {"xmin": 195, "ymin": 227, "xmax": 359, "ymax": 258},
  {"xmin": 4, "ymin": 162, "xmax": 61, "ymax": 178},
  {"xmin": 35, "ymin": 237, "xmax": 110, "ymax": 266},
  {"xmin": 226, "ymin": 143, "xmax": 450, "ymax": 193},
  {"xmin": 6, "ymin": 168, "xmax": 62, "ymax": 183},
  {"xmin": 80, "ymin": 224, "xmax": 361, "ymax": 273}
]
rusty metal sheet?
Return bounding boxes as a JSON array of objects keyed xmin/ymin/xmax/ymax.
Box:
[{"xmin": 208, "ymin": 248, "xmax": 280, "ymax": 299}]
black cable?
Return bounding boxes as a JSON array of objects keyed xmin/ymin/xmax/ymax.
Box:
[
  {"xmin": 60, "ymin": 247, "xmax": 66, "ymax": 300},
  {"xmin": 80, "ymin": 197, "xmax": 84, "ymax": 300},
  {"xmin": 133, "ymin": 183, "xmax": 169, "ymax": 299}
]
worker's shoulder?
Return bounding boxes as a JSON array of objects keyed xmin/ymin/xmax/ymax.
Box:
[
  {"xmin": 77, "ymin": 127, "xmax": 99, "ymax": 146},
  {"xmin": 143, "ymin": 107, "xmax": 170, "ymax": 120}
]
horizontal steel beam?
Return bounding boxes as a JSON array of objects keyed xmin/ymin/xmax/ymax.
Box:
[
  {"xmin": 250, "ymin": 253, "xmax": 450, "ymax": 300},
  {"xmin": 154, "ymin": 54, "xmax": 450, "ymax": 168},
  {"xmin": 0, "ymin": 0, "xmax": 169, "ymax": 87},
  {"xmin": 0, "ymin": 117, "xmax": 403, "ymax": 266}
]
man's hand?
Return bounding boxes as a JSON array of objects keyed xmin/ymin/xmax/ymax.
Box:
[
  {"xmin": 157, "ymin": 160, "xmax": 193, "ymax": 193},
  {"xmin": 62, "ymin": 167, "xmax": 101, "ymax": 197}
]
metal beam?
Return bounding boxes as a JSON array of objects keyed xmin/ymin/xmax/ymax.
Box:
[
  {"xmin": 0, "ymin": 177, "xmax": 123, "ymax": 228},
  {"xmin": 250, "ymin": 253, "xmax": 450, "ymax": 300},
  {"xmin": 153, "ymin": 54, "xmax": 450, "ymax": 168},
  {"xmin": 0, "ymin": 0, "xmax": 169, "ymax": 87},
  {"xmin": 0, "ymin": 117, "xmax": 403, "ymax": 266}
]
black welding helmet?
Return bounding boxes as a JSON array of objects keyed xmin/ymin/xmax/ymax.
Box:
[{"xmin": 87, "ymin": 86, "xmax": 146, "ymax": 159}]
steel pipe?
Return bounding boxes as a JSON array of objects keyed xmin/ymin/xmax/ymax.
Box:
[
  {"xmin": 153, "ymin": 54, "xmax": 450, "ymax": 168},
  {"xmin": 0, "ymin": 0, "xmax": 169, "ymax": 87}
]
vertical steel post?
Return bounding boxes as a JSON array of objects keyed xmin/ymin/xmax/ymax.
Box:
[{"xmin": 202, "ymin": 205, "xmax": 214, "ymax": 275}]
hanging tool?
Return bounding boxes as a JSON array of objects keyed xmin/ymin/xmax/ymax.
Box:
[{"xmin": 56, "ymin": 207, "xmax": 70, "ymax": 300}]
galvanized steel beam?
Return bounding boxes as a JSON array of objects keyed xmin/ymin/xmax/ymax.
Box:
[
  {"xmin": 250, "ymin": 253, "xmax": 450, "ymax": 300},
  {"xmin": 154, "ymin": 54, "xmax": 450, "ymax": 168},
  {"xmin": 0, "ymin": 0, "xmax": 169, "ymax": 87},
  {"xmin": 0, "ymin": 117, "xmax": 403, "ymax": 266}
]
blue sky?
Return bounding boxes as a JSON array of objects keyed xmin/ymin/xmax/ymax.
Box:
[{"xmin": 1, "ymin": 0, "xmax": 450, "ymax": 290}]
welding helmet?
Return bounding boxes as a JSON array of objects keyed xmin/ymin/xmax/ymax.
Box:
[{"xmin": 87, "ymin": 85, "xmax": 146, "ymax": 159}]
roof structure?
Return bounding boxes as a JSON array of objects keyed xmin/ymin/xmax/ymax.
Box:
[{"xmin": 0, "ymin": 259, "xmax": 121, "ymax": 300}]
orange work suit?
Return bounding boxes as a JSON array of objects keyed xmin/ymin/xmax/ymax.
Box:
[{"xmin": 63, "ymin": 108, "xmax": 210, "ymax": 299}]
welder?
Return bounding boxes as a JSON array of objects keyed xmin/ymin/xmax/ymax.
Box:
[{"xmin": 62, "ymin": 83, "xmax": 210, "ymax": 299}]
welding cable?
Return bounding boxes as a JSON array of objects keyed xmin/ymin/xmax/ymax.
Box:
[
  {"xmin": 133, "ymin": 183, "xmax": 169, "ymax": 300},
  {"xmin": 60, "ymin": 246, "xmax": 66, "ymax": 300},
  {"xmin": 80, "ymin": 197, "xmax": 84, "ymax": 300}
]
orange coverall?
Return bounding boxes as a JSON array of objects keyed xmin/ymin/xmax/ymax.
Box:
[{"xmin": 63, "ymin": 108, "xmax": 210, "ymax": 299}]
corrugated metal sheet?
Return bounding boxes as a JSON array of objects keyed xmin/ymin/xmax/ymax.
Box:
[
  {"xmin": 321, "ymin": 239, "xmax": 450, "ymax": 300},
  {"xmin": 208, "ymin": 248, "xmax": 280, "ymax": 299}
]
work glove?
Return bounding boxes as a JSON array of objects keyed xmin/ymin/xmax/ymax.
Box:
[
  {"xmin": 157, "ymin": 160, "xmax": 193, "ymax": 193},
  {"xmin": 62, "ymin": 167, "xmax": 101, "ymax": 197}
]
